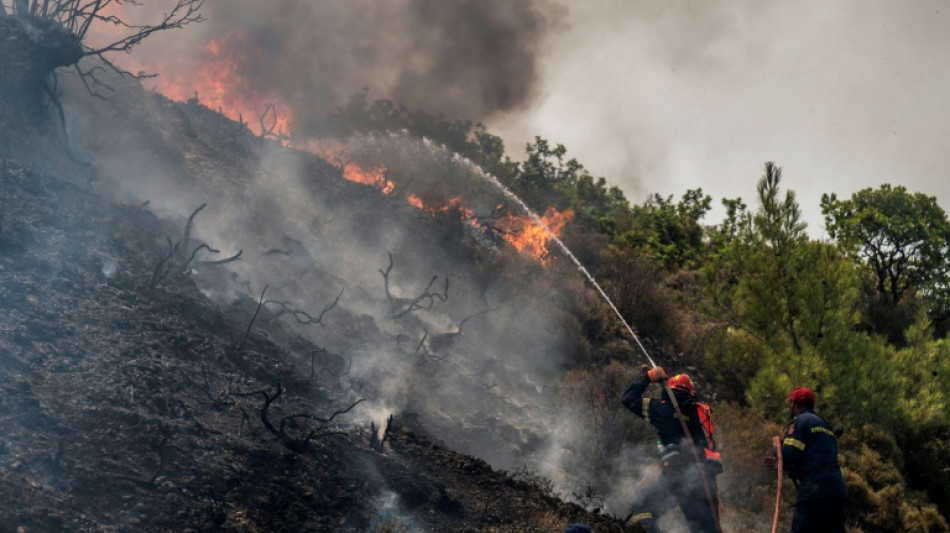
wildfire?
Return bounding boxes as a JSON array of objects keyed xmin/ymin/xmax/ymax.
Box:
[
  {"xmin": 145, "ymin": 29, "xmax": 294, "ymax": 136},
  {"xmin": 125, "ymin": 26, "xmax": 573, "ymax": 265},
  {"xmin": 496, "ymin": 207, "xmax": 575, "ymax": 265},
  {"xmin": 407, "ymin": 194, "xmax": 424, "ymax": 210},
  {"xmin": 406, "ymin": 195, "xmax": 473, "ymax": 217},
  {"xmin": 407, "ymin": 194, "xmax": 574, "ymax": 264},
  {"xmin": 304, "ymin": 140, "xmax": 396, "ymax": 195}
]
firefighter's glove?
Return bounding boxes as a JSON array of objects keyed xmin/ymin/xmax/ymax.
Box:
[{"xmin": 643, "ymin": 366, "xmax": 667, "ymax": 382}]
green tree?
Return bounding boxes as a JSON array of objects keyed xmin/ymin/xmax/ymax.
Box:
[
  {"xmin": 701, "ymin": 163, "xmax": 864, "ymax": 415},
  {"xmin": 618, "ymin": 188, "xmax": 711, "ymax": 270},
  {"xmin": 501, "ymin": 137, "xmax": 631, "ymax": 237},
  {"xmin": 822, "ymin": 184, "xmax": 950, "ymax": 339}
]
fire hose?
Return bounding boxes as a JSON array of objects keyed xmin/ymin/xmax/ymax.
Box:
[
  {"xmin": 661, "ymin": 377, "xmax": 722, "ymax": 533},
  {"xmin": 629, "ymin": 336, "xmax": 723, "ymax": 533},
  {"xmin": 772, "ymin": 436, "xmax": 784, "ymax": 533},
  {"xmin": 512, "ymin": 206, "xmax": 723, "ymax": 531}
]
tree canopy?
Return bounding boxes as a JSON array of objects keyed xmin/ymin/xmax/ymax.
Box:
[{"xmin": 822, "ymin": 184, "xmax": 950, "ymax": 337}]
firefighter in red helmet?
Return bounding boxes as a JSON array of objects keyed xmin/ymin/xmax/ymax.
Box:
[
  {"xmin": 621, "ymin": 366, "xmax": 722, "ymax": 533},
  {"xmin": 777, "ymin": 387, "xmax": 848, "ymax": 532}
]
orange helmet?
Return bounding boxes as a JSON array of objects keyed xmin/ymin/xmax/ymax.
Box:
[{"xmin": 668, "ymin": 374, "xmax": 695, "ymax": 396}]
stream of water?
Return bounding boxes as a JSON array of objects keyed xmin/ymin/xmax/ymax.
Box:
[{"xmin": 428, "ymin": 139, "xmax": 659, "ymax": 369}]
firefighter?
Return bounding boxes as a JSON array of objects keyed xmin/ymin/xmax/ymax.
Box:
[
  {"xmin": 778, "ymin": 387, "xmax": 848, "ymax": 533},
  {"xmin": 621, "ymin": 366, "xmax": 721, "ymax": 533}
]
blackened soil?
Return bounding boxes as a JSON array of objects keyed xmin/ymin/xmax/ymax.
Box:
[{"xmin": 0, "ymin": 166, "xmax": 627, "ymax": 532}]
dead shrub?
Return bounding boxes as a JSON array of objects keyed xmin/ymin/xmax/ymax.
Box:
[
  {"xmin": 600, "ymin": 246, "xmax": 679, "ymax": 349},
  {"xmin": 556, "ymin": 361, "xmax": 653, "ymax": 482}
]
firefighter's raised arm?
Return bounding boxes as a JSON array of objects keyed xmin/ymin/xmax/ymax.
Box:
[{"xmin": 620, "ymin": 365, "xmax": 667, "ymax": 417}]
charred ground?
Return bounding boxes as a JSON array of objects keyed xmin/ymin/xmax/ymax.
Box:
[{"xmin": 0, "ymin": 85, "xmax": 632, "ymax": 531}]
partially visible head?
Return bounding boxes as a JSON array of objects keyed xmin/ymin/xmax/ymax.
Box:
[
  {"xmin": 668, "ymin": 373, "xmax": 695, "ymax": 397},
  {"xmin": 787, "ymin": 387, "xmax": 815, "ymax": 413}
]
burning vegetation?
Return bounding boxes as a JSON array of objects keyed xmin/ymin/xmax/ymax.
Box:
[{"xmin": 2, "ymin": 2, "xmax": 950, "ymax": 532}]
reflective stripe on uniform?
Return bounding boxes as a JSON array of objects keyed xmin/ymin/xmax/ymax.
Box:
[
  {"xmin": 811, "ymin": 426, "xmax": 836, "ymax": 437},
  {"xmin": 630, "ymin": 512, "xmax": 653, "ymax": 522},
  {"xmin": 783, "ymin": 437, "xmax": 806, "ymax": 450},
  {"xmin": 643, "ymin": 397, "xmax": 651, "ymax": 414}
]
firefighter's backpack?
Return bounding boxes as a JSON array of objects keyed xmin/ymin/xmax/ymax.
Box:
[{"xmin": 697, "ymin": 401, "xmax": 723, "ymax": 474}]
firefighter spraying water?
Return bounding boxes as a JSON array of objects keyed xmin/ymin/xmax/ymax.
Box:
[
  {"xmin": 621, "ymin": 368, "xmax": 723, "ymax": 532},
  {"xmin": 457, "ymin": 144, "xmax": 722, "ymax": 533}
]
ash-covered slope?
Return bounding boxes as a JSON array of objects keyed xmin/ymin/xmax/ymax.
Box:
[
  {"xmin": 0, "ymin": 81, "xmax": 633, "ymax": 531},
  {"xmin": 0, "ymin": 161, "xmax": 623, "ymax": 531},
  {"xmin": 55, "ymin": 78, "xmax": 654, "ymax": 512}
]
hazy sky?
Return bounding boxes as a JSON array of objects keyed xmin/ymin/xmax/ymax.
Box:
[
  {"xmin": 490, "ymin": 1, "xmax": 950, "ymax": 234},
  {"xmin": 96, "ymin": 0, "xmax": 950, "ymax": 235}
]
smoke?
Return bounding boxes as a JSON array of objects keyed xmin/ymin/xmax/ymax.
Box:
[
  {"xmin": 124, "ymin": 0, "xmax": 566, "ymax": 136},
  {"xmin": 488, "ymin": 0, "xmax": 950, "ymax": 232}
]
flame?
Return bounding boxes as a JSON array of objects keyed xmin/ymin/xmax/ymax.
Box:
[
  {"xmin": 407, "ymin": 194, "xmax": 425, "ymax": 210},
  {"xmin": 407, "ymin": 194, "xmax": 573, "ymax": 264},
  {"xmin": 496, "ymin": 207, "xmax": 575, "ymax": 265},
  {"xmin": 119, "ymin": 26, "xmax": 572, "ymax": 264},
  {"xmin": 304, "ymin": 140, "xmax": 396, "ymax": 195},
  {"xmin": 143, "ymin": 30, "xmax": 294, "ymax": 136}
]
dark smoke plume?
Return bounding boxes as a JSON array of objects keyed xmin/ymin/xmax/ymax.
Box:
[{"xmin": 133, "ymin": 0, "xmax": 566, "ymax": 135}]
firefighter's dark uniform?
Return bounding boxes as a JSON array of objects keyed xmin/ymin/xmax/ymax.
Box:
[
  {"xmin": 782, "ymin": 409, "xmax": 848, "ymax": 533},
  {"xmin": 621, "ymin": 375, "xmax": 720, "ymax": 533}
]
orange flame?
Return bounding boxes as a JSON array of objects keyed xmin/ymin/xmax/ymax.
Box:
[
  {"xmin": 496, "ymin": 207, "xmax": 574, "ymax": 265},
  {"xmin": 304, "ymin": 140, "xmax": 396, "ymax": 195},
  {"xmin": 407, "ymin": 194, "xmax": 573, "ymax": 265},
  {"xmin": 125, "ymin": 27, "xmax": 572, "ymax": 264},
  {"xmin": 407, "ymin": 194, "xmax": 425, "ymax": 210},
  {"xmin": 143, "ymin": 29, "xmax": 293, "ymax": 136}
]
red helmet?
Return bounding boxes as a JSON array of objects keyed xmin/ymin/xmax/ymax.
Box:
[
  {"xmin": 668, "ymin": 374, "xmax": 695, "ymax": 396},
  {"xmin": 787, "ymin": 387, "xmax": 815, "ymax": 407}
]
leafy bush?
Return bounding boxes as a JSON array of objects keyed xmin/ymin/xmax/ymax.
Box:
[{"xmin": 839, "ymin": 426, "xmax": 949, "ymax": 532}]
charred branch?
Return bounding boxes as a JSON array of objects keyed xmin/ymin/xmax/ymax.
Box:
[
  {"xmin": 390, "ymin": 275, "xmax": 449, "ymax": 318},
  {"xmin": 414, "ymin": 329, "xmax": 429, "ymax": 357},
  {"xmin": 258, "ymin": 103, "xmax": 283, "ymax": 140},
  {"xmin": 5, "ymin": 1, "xmax": 203, "ymax": 99},
  {"xmin": 247, "ymin": 380, "xmax": 365, "ymax": 452},
  {"xmin": 379, "ymin": 253, "xmax": 450, "ymax": 318},
  {"xmin": 264, "ymin": 288, "xmax": 343, "ymax": 326},
  {"xmin": 76, "ymin": 0, "xmax": 204, "ymax": 90},
  {"xmin": 149, "ymin": 203, "xmax": 242, "ymax": 287},
  {"xmin": 570, "ymin": 482, "xmax": 606, "ymax": 513},
  {"xmin": 427, "ymin": 293, "xmax": 491, "ymax": 354},
  {"xmin": 379, "ymin": 251, "xmax": 395, "ymax": 302},
  {"xmin": 200, "ymin": 249, "xmax": 243, "ymax": 266},
  {"xmin": 151, "ymin": 236, "xmax": 181, "ymax": 288},
  {"xmin": 231, "ymin": 285, "xmax": 267, "ymax": 354}
]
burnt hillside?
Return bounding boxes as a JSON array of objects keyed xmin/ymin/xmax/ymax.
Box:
[
  {"xmin": 0, "ymin": 74, "xmax": 638, "ymax": 531},
  {"xmin": 0, "ymin": 155, "xmax": 625, "ymax": 532}
]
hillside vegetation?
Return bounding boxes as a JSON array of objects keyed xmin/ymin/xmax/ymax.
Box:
[
  {"xmin": 1, "ymin": 7, "xmax": 949, "ymax": 530},
  {"xmin": 329, "ymin": 94, "xmax": 950, "ymax": 531}
]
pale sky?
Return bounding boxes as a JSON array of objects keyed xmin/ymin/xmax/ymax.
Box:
[{"xmin": 489, "ymin": 1, "xmax": 950, "ymax": 235}]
